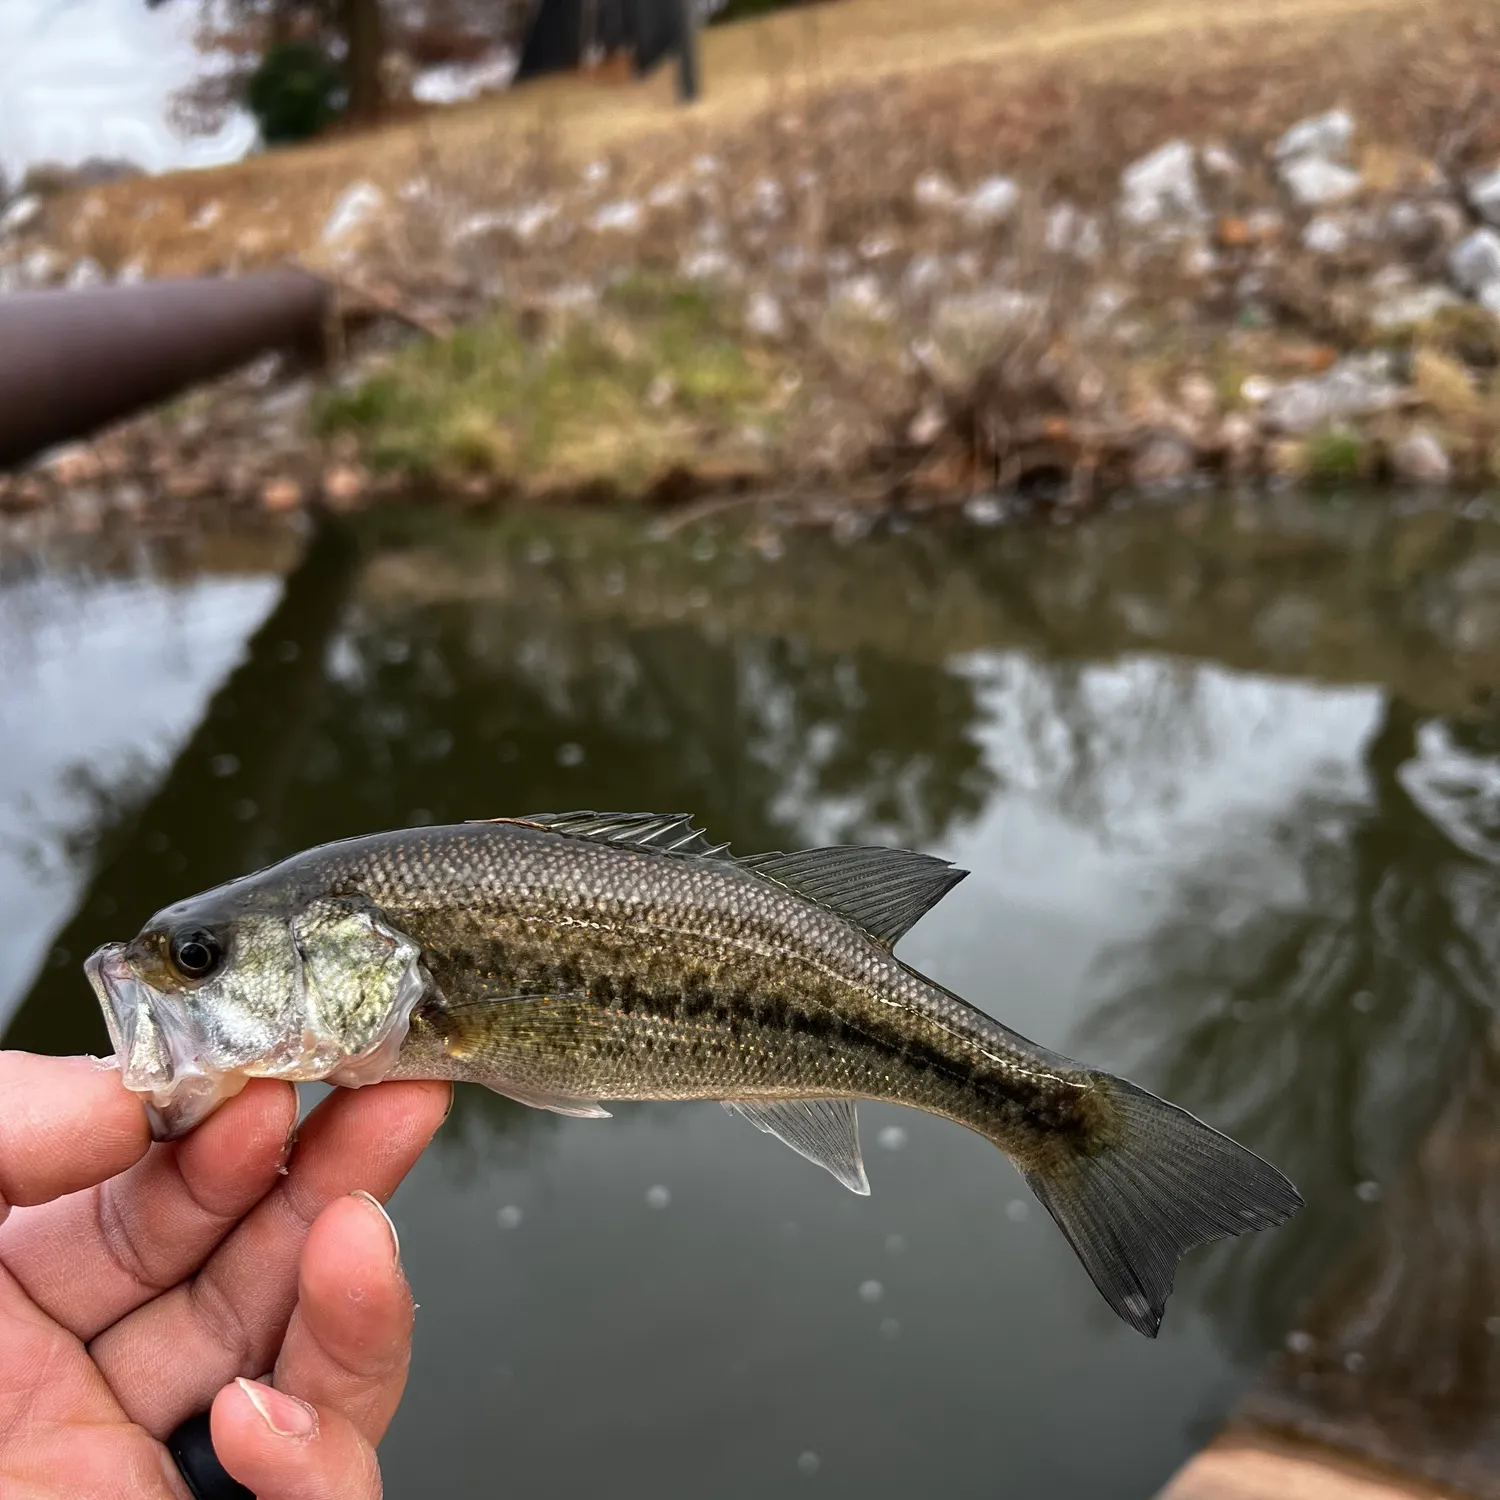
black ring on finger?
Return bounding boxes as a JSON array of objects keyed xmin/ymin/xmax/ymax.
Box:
[{"xmin": 166, "ymin": 1409, "xmax": 253, "ymax": 1500}]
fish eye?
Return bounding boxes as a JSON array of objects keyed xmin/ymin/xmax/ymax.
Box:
[{"xmin": 168, "ymin": 929, "xmax": 222, "ymax": 981}]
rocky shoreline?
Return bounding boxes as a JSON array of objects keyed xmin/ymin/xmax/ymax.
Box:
[{"xmin": 5, "ymin": 6, "xmax": 1500, "ymax": 529}]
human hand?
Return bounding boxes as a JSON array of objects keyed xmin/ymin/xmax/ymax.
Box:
[{"xmin": 0, "ymin": 1050, "xmax": 450, "ymax": 1499}]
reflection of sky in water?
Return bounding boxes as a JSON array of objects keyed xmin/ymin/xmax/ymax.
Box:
[
  {"xmin": 0, "ymin": 0, "xmax": 254, "ymax": 182},
  {"xmin": 8, "ymin": 529, "xmax": 1500, "ymax": 1496},
  {"xmin": 0, "ymin": 571, "xmax": 281, "ymax": 1031}
]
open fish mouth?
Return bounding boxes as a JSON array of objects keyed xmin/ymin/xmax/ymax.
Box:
[{"xmin": 84, "ymin": 943, "xmax": 244, "ymax": 1141}]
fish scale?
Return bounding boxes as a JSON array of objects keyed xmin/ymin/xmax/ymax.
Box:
[{"xmin": 86, "ymin": 810, "xmax": 1303, "ymax": 1338}]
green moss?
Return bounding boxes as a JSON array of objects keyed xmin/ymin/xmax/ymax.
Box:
[
  {"xmin": 1305, "ymin": 427, "xmax": 1366, "ymax": 483},
  {"xmin": 315, "ymin": 278, "xmax": 782, "ymax": 489}
]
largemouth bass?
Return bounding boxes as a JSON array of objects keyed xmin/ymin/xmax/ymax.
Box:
[{"xmin": 86, "ymin": 811, "xmax": 1300, "ymax": 1337}]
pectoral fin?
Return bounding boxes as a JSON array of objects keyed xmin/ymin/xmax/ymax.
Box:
[
  {"xmin": 723, "ymin": 1098, "xmax": 870, "ymax": 1195},
  {"xmin": 487, "ymin": 1081, "xmax": 612, "ymax": 1118}
]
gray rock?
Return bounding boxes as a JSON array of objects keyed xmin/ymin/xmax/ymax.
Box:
[
  {"xmin": 1391, "ymin": 427, "xmax": 1452, "ymax": 485},
  {"xmin": 1119, "ymin": 140, "xmax": 1204, "ymax": 227},
  {"xmin": 1280, "ymin": 157, "xmax": 1362, "ymax": 207},
  {"xmin": 1449, "ymin": 228, "xmax": 1500, "ymax": 296},
  {"xmin": 1130, "ymin": 435, "xmax": 1196, "ymax": 490},
  {"xmin": 1466, "ymin": 166, "xmax": 1500, "ymax": 228},
  {"xmin": 1260, "ymin": 356, "xmax": 1403, "ymax": 434},
  {"xmin": 1276, "ymin": 109, "xmax": 1355, "ymax": 162}
]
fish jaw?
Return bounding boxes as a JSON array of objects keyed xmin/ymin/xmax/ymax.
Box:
[{"xmin": 85, "ymin": 942, "xmax": 250, "ymax": 1140}]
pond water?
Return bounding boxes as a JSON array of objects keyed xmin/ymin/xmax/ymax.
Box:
[{"xmin": 5, "ymin": 496, "xmax": 1500, "ymax": 1498}]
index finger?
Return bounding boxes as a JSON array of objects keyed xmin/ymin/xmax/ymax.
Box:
[{"xmin": 0, "ymin": 1052, "xmax": 150, "ymax": 1223}]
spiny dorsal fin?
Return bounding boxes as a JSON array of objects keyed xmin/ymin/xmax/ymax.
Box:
[
  {"xmin": 738, "ymin": 845, "xmax": 968, "ymax": 948},
  {"xmin": 479, "ymin": 811, "xmax": 735, "ymax": 859}
]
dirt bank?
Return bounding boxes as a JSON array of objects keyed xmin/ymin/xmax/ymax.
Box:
[{"xmin": 4, "ymin": 0, "xmax": 1500, "ymax": 527}]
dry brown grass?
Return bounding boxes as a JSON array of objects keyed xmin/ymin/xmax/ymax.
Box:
[{"xmin": 28, "ymin": 0, "xmax": 1500, "ymax": 280}]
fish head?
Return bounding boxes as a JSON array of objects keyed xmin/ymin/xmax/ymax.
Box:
[{"xmin": 86, "ymin": 881, "xmax": 428, "ymax": 1142}]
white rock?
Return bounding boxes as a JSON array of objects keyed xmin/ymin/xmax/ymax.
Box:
[
  {"xmin": 115, "ymin": 259, "xmax": 147, "ymax": 285},
  {"xmin": 647, "ymin": 179, "xmax": 686, "ymax": 210},
  {"xmin": 1467, "ymin": 167, "xmax": 1500, "ymax": 227},
  {"xmin": 590, "ymin": 199, "xmax": 643, "ymax": 234},
  {"xmin": 691, "ymin": 153, "xmax": 722, "ymax": 177},
  {"xmin": 510, "ymin": 201, "xmax": 558, "ymax": 242},
  {"xmin": 1119, "ymin": 140, "xmax": 1204, "ymax": 227},
  {"xmin": 748, "ymin": 177, "xmax": 785, "ymax": 220},
  {"xmin": 0, "ymin": 193, "xmax": 42, "ymax": 238},
  {"xmin": 21, "ymin": 247, "xmax": 60, "ymax": 285},
  {"xmin": 1181, "ymin": 240, "xmax": 1218, "ymax": 277},
  {"xmin": 1302, "ymin": 215, "xmax": 1349, "ymax": 255},
  {"xmin": 858, "ymin": 232, "xmax": 897, "ymax": 260},
  {"xmin": 1391, "ymin": 427, "xmax": 1452, "ymax": 485},
  {"xmin": 1450, "ymin": 228, "xmax": 1500, "ymax": 296},
  {"xmin": 908, "ymin": 403, "xmax": 946, "ymax": 445},
  {"xmin": 582, "ymin": 159, "xmax": 609, "ymax": 186},
  {"xmin": 1200, "ymin": 144, "xmax": 1240, "ymax": 178},
  {"xmin": 1046, "ymin": 203, "xmax": 1102, "ymax": 260},
  {"xmin": 913, "ymin": 170, "xmax": 959, "ymax": 209},
  {"xmin": 832, "ymin": 273, "xmax": 893, "ymax": 321},
  {"xmin": 67, "ymin": 257, "xmax": 105, "ymax": 289},
  {"xmin": 190, "ymin": 200, "xmax": 222, "ymax": 231},
  {"xmin": 745, "ymin": 289, "xmax": 786, "ymax": 340},
  {"xmin": 901, "ymin": 253, "xmax": 948, "ymax": 300},
  {"xmin": 1369, "ymin": 283, "xmax": 1458, "ymax": 329},
  {"xmin": 963, "ymin": 176, "xmax": 1019, "ymax": 227},
  {"xmin": 1241, "ymin": 375, "xmax": 1276, "ymax": 405},
  {"xmin": 1280, "ymin": 157, "xmax": 1362, "ymax": 207},
  {"xmin": 453, "ymin": 210, "xmax": 509, "ymax": 242},
  {"xmin": 1276, "ymin": 109, "xmax": 1354, "ymax": 162},
  {"xmin": 680, "ymin": 247, "xmax": 740, "ymax": 283},
  {"xmin": 1482, "ymin": 284, "xmax": 1500, "ymax": 317},
  {"xmin": 321, "ymin": 182, "xmax": 384, "ymax": 252}
]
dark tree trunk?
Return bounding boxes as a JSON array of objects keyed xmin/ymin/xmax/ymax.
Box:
[{"xmin": 339, "ymin": 0, "xmax": 387, "ymax": 124}]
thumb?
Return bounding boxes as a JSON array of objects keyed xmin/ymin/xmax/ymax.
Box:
[{"xmin": 209, "ymin": 1378, "xmax": 383, "ymax": 1500}]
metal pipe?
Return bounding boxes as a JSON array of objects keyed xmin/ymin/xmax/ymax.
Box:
[{"xmin": 0, "ymin": 269, "xmax": 332, "ymax": 471}]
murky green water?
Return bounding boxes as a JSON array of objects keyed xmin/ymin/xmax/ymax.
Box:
[{"xmin": 6, "ymin": 496, "xmax": 1500, "ymax": 1498}]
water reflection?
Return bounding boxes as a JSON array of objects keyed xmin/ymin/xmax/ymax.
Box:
[{"xmin": 8, "ymin": 499, "xmax": 1500, "ymax": 1496}]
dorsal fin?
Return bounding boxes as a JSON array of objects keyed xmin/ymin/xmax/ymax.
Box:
[
  {"xmin": 475, "ymin": 812, "xmax": 967, "ymax": 947},
  {"xmin": 738, "ymin": 845, "xmax": 968, "ymax": 948},
  {"xmin": 477, "ymin": 811, "xmax": 735, "ymax": 859}
]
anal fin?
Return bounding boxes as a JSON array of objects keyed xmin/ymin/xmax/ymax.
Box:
[{"xmin": 723, "ymin": 1098, "xmax": 870, "ymax": 1195}]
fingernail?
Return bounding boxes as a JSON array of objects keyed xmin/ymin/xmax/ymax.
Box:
[
  {"xmin": 440, "ymin": 1083, "xmax": 455, "ymax": 1126},
  {"xmin": 236, "ymin": 1378, "xmax": 317, "ymax": 1439},
  {"xmin": 89, "ymin": 1053, "xmax": 120, "ymax": 1071},
  {"xmin": 350, "ymin": 1189, "xmax": 400, "ymax": 1263},
  {"xmin": 277, "ymin": 1114, "xmax": 300, "ymax": 1176}
]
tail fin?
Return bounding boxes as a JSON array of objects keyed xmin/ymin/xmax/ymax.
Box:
[{"xmin": 1021, "ymin": 1077, "xmax": 1302, "ymax": 1338}]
